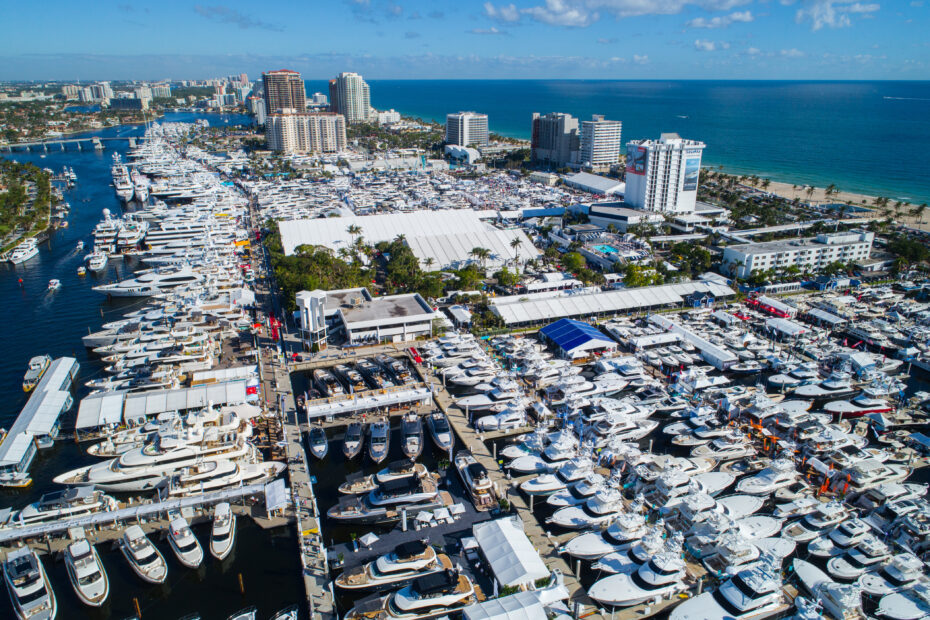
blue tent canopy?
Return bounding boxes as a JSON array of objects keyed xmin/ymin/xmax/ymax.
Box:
[{"xmin": 539, "ymin": 318, "xmax": 615, "ymax": 355}]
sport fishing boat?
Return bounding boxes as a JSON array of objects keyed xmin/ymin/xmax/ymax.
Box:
[
  {"xmin": 119, "ymin": 525, "xmax": 167, "ymax": 584},
  {"xmin": 561, "ymin": 508, "xmax": 647, "ymax": 560},
  {"xmin": 794, "ymin": 559, "xmax": 866, "ymax": 620},
  {"xmin": 591, "ymin": 524, "xmax": 668, "ymax": 574},
  {"xmin": 3, "ymin": 547, "xmax": 56, "ymax": 620},
  {"xmin": 670, "ymin": 557, "xmax": 790, "ymax": 620},
  {"xmin": 64, "ymin": 538, "xmax": 108, "ymax": 607},
  {"xmin": 210, "ymin": 502, "xmax": 236, "ymax": 561},
  {"xmin": 793, "ymin": 372, "xmax": 857, "ymax": 400},
  {"xmin": 22, "ymin": 355, "xmax": 51, "ymax": 392},
  {"xmin": 335, "ymin": 540, "xmax": 451, "ymax": 590},
  {"xmin": 588, "ymin": 551, "xmax": 688, "ymax": 608},
  {"xmin": 548, "ymin": 487, "xmax": 624, "ymax": 530}
]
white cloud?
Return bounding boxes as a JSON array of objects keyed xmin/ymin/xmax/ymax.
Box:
[
  {"xmin": 633, "ymin": 54, "xmax": 649, "ymax": 63},
  {"xmin": 469, "ymin": 26, "xmax": 507, "ymax": 34},
  {"xmin": 694, "ymin": 39, "xmax": 731, "ymax": 50},
  {"xmin": 484, "ymin": 2, "xmax": 520, "ymax": 22},
  {"xmin": 481, "ymin": 0, "xmax": 753, "ymax": 28},
  {"xmin": 780, "ymin": 48, "xmax": 805, "ymax": 57},
  {"xmin": 795, "ymin": 0, "xmax": 880, "ymax": 31},
  {"xmin": 745, "ymin": 46, "xmax": 762, "ymax": 56},
  {"xmin": 687, "ymin": 10, "xmax": 753, "ymax": 27}
]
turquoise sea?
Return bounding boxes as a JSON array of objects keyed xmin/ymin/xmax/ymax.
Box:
[{"xmin": 306, "ymin": 79, "xmax": 930, "ymax": 204}]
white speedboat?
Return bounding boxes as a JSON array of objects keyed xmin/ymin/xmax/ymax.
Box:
[
  {"xmin": 794, "ymin": 559, "xmax": 866, "ymax": 620},
  {"xmin": 64, "ymin": 538, "xmax": 108, "ymax": 607},
  {"xmin": 335, "ymin": 540, "xmax": 449, "ymax": 590},
  {"xmin": 13, "ymin": 488, "xmax": 118, "ymax": 525},
  {"xmin": 454, "ymin": 451, "xmax": 495, "ymax": 511},
  {"xmin": 794, "ymin": 372, "xmax": 857, "ymax": 400},
  {"xmin": 368, "ymin": 420, "xmax": 390, "ymax": 464},
  {"xmin": 858, "ymin": 552, "xmax": 927, "ymax": 597},
  {"xmin": 167, "ymin": 515, "xmax": 203, "ymax": 569},
  {"xmin": 119, "ymin": 525, "xmax": 167, "ymax": 584},
  {"xmin": 591, "ymin": 525, "xmax": 667, "ymax": 574},
  {"xmin": 782, "ymin": 500, "xmax": 851, "ymax": 542},
  {"xmin": 400, "ymin": 413, "xmax": 423, "ymax": 460},
  {"xmin": 46, "ymin": 279, "xmax": 60, "ymax": 291},
  {"xmin": 3, "ymin": 547, "xmax": 56, "ymax": 620},
  {"xmin": 210, "ymin": 502, "xmax": 236, "ymax": 561},
  {"xmin": 546, "ymin": 472, "xmax": 606, "ymax": 508},
  {"xmin": 475, "ymin": 405, "xmax": 526, "ymax": 432},
  {"xmin": 589, "ymin": 551, "xmax": 688, "ymax": 607}
]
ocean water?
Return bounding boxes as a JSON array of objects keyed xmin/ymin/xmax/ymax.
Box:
[
  {"xmin": 306, "ymin": 79, "xmax": 930, "ymax": 204},
  {"xmin": 0, "ymin": 112, "xmax": 307, "ymax": 620}
]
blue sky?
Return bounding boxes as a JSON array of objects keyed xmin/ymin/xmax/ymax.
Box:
[{"xmin": 1, "ymin": 0, "xmax": 927, "ymax": 80}]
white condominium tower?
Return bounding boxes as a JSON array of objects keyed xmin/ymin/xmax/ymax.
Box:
[
  {"xmin": 625, "ymin": 133, "xmax": 705, "ymax": 215},
  {"xmin": 445, "ymin": 112, "xmax": 489, "ymax": 147},
  {"xmin": 328, "ymin": 72, "xmax": 372, "ymax": 124},
  {"xmin": 265, "ymin": 109, "xmax": 347, "ymax": 154},
  {"xmin": 580, "ymin": 115, "xmax": 622, "ymax": 169}
]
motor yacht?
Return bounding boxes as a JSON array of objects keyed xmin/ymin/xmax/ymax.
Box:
[
  {"xmin": 426, "ymin": 412, "xmax": 453, "ymax": 452},
  {"xmin": 671, "ymin": 557, "xmax": 789, "ymax": 620},
  {"xmin": 309, "ymin": 425, "xmax": 328, "ymax": 460},
  {"xmin": 546, "ymin": 472, "xmax": 607, "ymax": 508},
  {"xmin": 3, "ymin": 547, "xmax": 56, "ymax": 620},
  {"xmin": 782, "ymin": 500, "xmax": 851, "ymax": 542},
  {"xmin": 794, "ymin": 559, "xmax": 866, "ymax": 619},
  {"xmin": 521, "ymin": 457, "xmax": 593, "ymax": 496},
  {"xmin": 854, "ymin": 481, "xmax": 928, "ymax": 510},
  {"xmin": 875, "ymin": 583, "xmax": 930, "ymax": 620},
  {"xmin": 335, "ymin": 541, "xmax": 450, "ymax": 590},
  {"xmin": 86, "ymin": 252, "xmax": 108, "ymax": 272},
  {"xmin": 475, "ymin": 404, "xmax": 527, "ymax": 432},
  {"xmin": 64, "ymin": 538, "xmax": 108, "ymax": 607},
  {"xmin": 548, "ymin": 488, "xmax": 624, "ymax": 530},
  {"xmin": 92, "ymin": 266, "xmax": 203, "ymax": 297},
  {"xmin": 327, "ymin": 477, "xmax": 445, "ymax": 525},
  {"xmin": 591, "ymin": 524, "xmax": 668, "ymax": 574},
  {"xmin": 357, "ymin": 358, "xmax": 395, "ymax": 389},
  {"xmin": 508, "ymin": 434, "xmax": 577, "ymax": 475},
  {"xmin": 12, "ymin": 488, "xmax": 118, "ymax": 525},
  {"xmin": 119, "ymin": 525, "xmax": 167, "ymax": 584},
  {"xmin": 368, "ymin": 420, "xmax": 390, "ymax": 464},
  {"xmin": 209, "ymin": 502, "xmax": 236, "ymax": 561},
  {"xmin": 793, "ymin": 372, "xmax": 857, "ymax": 400},
  {"xmin": 665, "ymin": 492, "xmax": 765, "ymax": 529},
  {"xmin": 8, "ymin": 238, "xmax": 39, "ymax": 265},
  {"xmin": 454, "ymin": 451, "xmax": 495, "ymax": 510},
  {"xmin": 735, "ymin": 458, "xmax": 799, "ymax": 496},
  {"xmin": 646, "ymin": 470, "xmax": 736, "ymax": 510},
  {"xmin": 333, "ymin": 364, "xmax": 368, "ymax": 393},
  {"xmin": 401, "ymin": 414, "xmax": 423, "ymax": 459},
  {"xmin": 589, "ymin": 551, "xmax": 688, "ymax": 608},
  {"xmin": 808, "ymin": 518, "xmax": 871, "ymax": 558},
  {"xmin": 691, "ymin": 431, "xmax": 757, "ymax": 461},
  {"xmin": 167, "ymin": 515, "xmax": 203, "ymax": 569},
  {"xmin": 376, "ymin": 355, "xmax": 413, "ymax": 384},
  {"xmin": 457, "ymin": 386, "xmax": 523, "ymax": 413},
  {"xmin": 826, "ymin": 535, "xmax": 892, "ymax": 581},
  {"xmin": 313, "ymin": 369, "xmax": 344, "ymax": 397},
  {"xmin": 344, "ymin": 569, "xmax": 476, "ymax": 620},
  {"xmin": 343, "ymin": 422, "xmax": 365, "ymax": 460},
  {"xmin": 338, "ymin": 460, "xmax": 429, "ymax": 495},
  {"xmin": 858, "ymin": 552, "xmax": 928, "ymax": 597},
  {"xmin": 561, "ymin": 507, "xmax": 647, "ymax": 560}
]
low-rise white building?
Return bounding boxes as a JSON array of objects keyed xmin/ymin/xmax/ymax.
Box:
[{"xmin": 723, "ymin": 230, "xmax": 874, "ymax": 279}]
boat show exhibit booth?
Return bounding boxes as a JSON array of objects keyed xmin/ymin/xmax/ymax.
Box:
[
  {"xmin": 472, "ymin": 516, "xmax": 550, "ymax": 589},
  {"xmin": 539, "ymin": 319, "xmax": 618, "ymax": 360}
]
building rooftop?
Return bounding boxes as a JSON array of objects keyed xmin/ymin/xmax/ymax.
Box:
[
  {"xmin": 726, "ymin": 231, "xmax": 873, "ymax": 254},
  {"xmin": 340, "ymin": 293, "xmax": 434, "ymax": 326},
  {"xmin": 564, "ymin": 172, "xmax": 624, "ymax": 194}
]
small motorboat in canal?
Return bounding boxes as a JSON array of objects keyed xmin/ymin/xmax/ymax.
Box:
[
  {"xmin": 401, "ymin": 413, "xmax": 423, "ymax": 459},
  {"xmin": 369, "ymin": 419, "xmax": 390, "ymax": 464},
  {"xmin": 309, "ymin": 425, "xmax": 328, "ymax": 460},
  {"xmin": 343, "ymin": 421, "xmax": 365, "ymax": 459}
]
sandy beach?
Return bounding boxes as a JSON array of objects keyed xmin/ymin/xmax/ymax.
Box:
[{"xmin": 741, "ymin": 178, "xmax": 930, "ymax": 231}]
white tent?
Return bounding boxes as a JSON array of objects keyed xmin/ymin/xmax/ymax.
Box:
[
  {"xmin": 473, "ymin": 517, "xmax": 549, "ymax": 588},
  {"xmin": 463, "ymin": 592, "xmax": 547, "ymax": 620}
]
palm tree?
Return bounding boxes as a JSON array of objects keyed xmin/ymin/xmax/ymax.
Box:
[
  {"xmin": 761, "ymin": 179, "xmax": 771, "ymax": 191},
  {"xmin": 422, "ymin": 257, "xmax": 435, "ymax": 271},
  {"xmin": 509, "ymin": 237, "xmax": 522, "ymax": 273},
  {"xmin": 346, "ymin": 224, "xmax": 362, "ymax": 243},
  {"xmin": 805, "ymin": 186, "xmax": 815, "ymax": 201},
  {"xmin": 470, "ymin": 247, "xmax": 491, "ymax": 271}
]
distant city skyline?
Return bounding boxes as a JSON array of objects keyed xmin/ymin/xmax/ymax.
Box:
[{"xmin": 1, "ymin": 0, "xmax": 927, "ymax": 80}]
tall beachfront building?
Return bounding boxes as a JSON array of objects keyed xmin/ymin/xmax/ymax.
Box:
[
  {"xmin": 580, "ymin": 115, "xmax": 622, "ymax": 169},
  {"xmin": 625, "ymin": 133, "xmax": 706, "ymax": 215},
  {"xmin": 328, "ymin": 72, "xmax": 372, "ymax": 124},
  {"xmin": 531, "ymin": 112, "xmax": 579, "ymax": 166},
  {"xmin": 262, "ymin": 69, "xmax": 306, "ymax": 115},
  {"xmin": 445, "ymin": 112, "xmax": 489, "ymax": 147},
  {"xmin": 265, "ymin": 109, "xmax": 347, "ymax": 154}
]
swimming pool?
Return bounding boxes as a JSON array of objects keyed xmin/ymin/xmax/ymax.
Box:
[{"xmin": 593, "ymin": 244, "xmax": 619, "ymax": 254}]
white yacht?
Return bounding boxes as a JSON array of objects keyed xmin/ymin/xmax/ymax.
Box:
[
  {"xmin": 591, "ymin": 524, "xmax": 668, "ymax": 574},
  {"xmin": 119, "ymin": 525, "xmax": 167, "ymax": 584},
  {"xmin": 335, "ymin": 541, "xmax": 450, "ymax": 590},
  {"xmin": 209, "ymin": 502, "xmax": 236, "ymax": 561},
  {"xmin": 858, "ymin": 552, "xmax": 927, "ymax": 597},
  {"xmin": 168, "ymin": 515, "xmax": 203, "ymax": 569},
  {"xmin": 344, "ymin": 569, "xmax": 476, "ymax": 620},
  {"xmin": 875, "ymin": 583, "xmax": 930, "ymax": 620},
  {"xmin": 794, "ymin": 559, "xmax": 866, "ymax": 620},
  {"xmin": 12, "ymin": 488, "xmax": 118, "ymax": 525},
  {"xmin": 561, "ymin": 507, "xmax": 647, "ymax": 560},
  {"xmin": 92, "ymin": 266, "xmax": 203, "ymax": 297},
  {"xmin": 793, "ymin": 372, "xmax": 857, "ymax": 400},
  {"xmin": 454, "ymin": 451, "xmax": 496, "ymax": 511},
  {"xmin": 782, "ymin": 501, "xmax": 852, "ymax": 542},
  {"xmin": 64, "ymin": 538, "xmax": 108, "ymax": 607},
  {"xmin": 735, "ymin": 458, "xmax": 799, "ymax": 496},
  {"xmin": 3, "ymin": 547, "xmax": 56, "ymax": 620},
  {"xmin": 8, "ymin": 238, "xmax": 39, "ymax": 265},
  {"xmin": 589, "ymin": 551, "xmax": 688, "ymax": 608},
  {"xmin": 85, "ymin": 252, "xmax": 108, "ymax": 272},
  {"xmin": 508, "ymin": 434, "xmax": 577, "ymax": 474},
  {"xmin": 671, "ymin": 557, "xmax": 789, "ymax": 620},
  {"xmin": 808, "ymin": 518, "xmax": 871, "ymax": 558},
  {"xmin": 826, "ymin": 535, "xmax": 892, "ymax": 581},
  {"xmin": 547, "ymin": 488, "xmax": 624, "ymax": 530}
]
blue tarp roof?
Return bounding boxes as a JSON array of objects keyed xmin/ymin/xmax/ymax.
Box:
[{"xmin": 539, "ymin": 318, "xmax": 614, "ymax": 353}]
